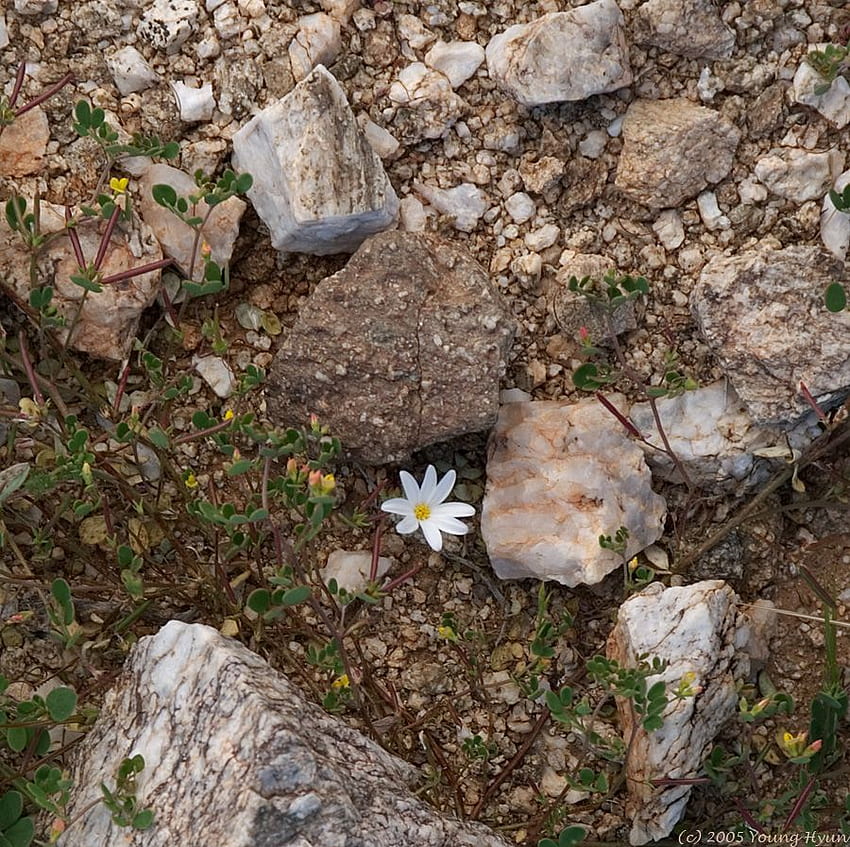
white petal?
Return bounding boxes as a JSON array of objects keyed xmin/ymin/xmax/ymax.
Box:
[
  {"xmin": 420, "ymin": 519, "xmax": 443, "ymax": 551},
  {"xmin": 419, "ymin": 465, "xmax": 438, "ymax": 501},
  {"xmin": 381, "ymin": 498, "xmax": 414, "ymax": 516},
  {"xmin": 396, "ymin": 514, "xmax": 420, "ymax": 534},
  {"xmin": 431, "ymin": 501, "xmax": 475, "ymax": 519},
  {"xmin": 429, "ymin": 468, "xmax": 456, "ymax": 505},
  {"xmin": 400, "ymin": 470, "xmax": 420, "ymax": 504},
  {"xmin": 429, "ymin": 514, "xmax": 469, "ymax": 536}
]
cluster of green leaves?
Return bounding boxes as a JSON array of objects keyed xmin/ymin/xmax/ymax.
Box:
[
  {"xmin": 100, "ymin": 755, "xmax": 154, "ymax": 830},
  {"xmin": 73, "ymin": 100, "xmax": 178, "ymax": 161},
  {"xmin": 806, "ymin": 41, "xmax": 850, "ymax": 95},
  {"xmin": 516, "ymin": 583, "xmax": 573, "ymax": 698}
]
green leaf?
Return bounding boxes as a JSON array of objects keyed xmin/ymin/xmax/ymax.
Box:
[
  {"xmin": 151, "ymin": 184, "xmax": 178, "ymax": 208},
  {"xmin": 226, "ymin": 459, "xmax": 253, "ymax": 476},
  {"xmin": 0, "ymin": 463, "xmax": 30, "ymax": 507},
  {"xmin": 235, "ymin": 173, "xmax": 253, "ymax": 193},
  {"xmin": 0, "ymin": 792, "xmax": 23, "ymax": 831},
  {"xmin": 147, "ymin": 428, "xmax": 169, "ymax": 449},
  {"xmin": 246, "ymin": 589, "xmax": 271, "ymax": 614},
  {"xmin": 70, "ymin": 274, "xmax": 103, "ymax": 293},
  {"xmin": 3, "ymin": 817, "xmax": 34, "ymax": 847},
  {"xmin": 572, "ymin": 363, "xmax": 602, "ymax": 391},
  {"xmin": 6, "ymin": 727, "xmax": 28, "ymax": 753},
  {"xmin": 45, "ymin": 687, "xmax": 77, "ymax": 722},
  {"xmin": 132, "ymin": 809, "xmax": 155, "ymax": 830},
  {"xmin": 280, "ymin": 585, "xmax": 311, "ymax": 606},
  {"xmin": 558, "ymin": 825, "xmax": 587, "ymax": 847},
  {"xmin": 51, "ymin": 578, "xmax": 71, "ymax": 606},
  {"xmin": 825, "ymin": 282, "xmax": 847, "ymax": 312}
]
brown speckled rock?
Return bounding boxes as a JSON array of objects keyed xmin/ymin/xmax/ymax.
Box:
[
  {"xmin": 267, "ymin": 231, "xmax": 515, "ymax": 464},
  {"xmin": 615, "ymin": 99, "xmax": 740, "ymax": 208}
]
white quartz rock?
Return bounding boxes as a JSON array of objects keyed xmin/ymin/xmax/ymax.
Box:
[
  {"xmin": 107, "ymin": 46, "xmax": 160, "ymax": 96},
  {"xmin": 481, "ymin": 396, "xmax": 666, "ymax": 587},
  {"xmin": 193, "ymin": 355, "xmax": 236, "ymax": 398},
  {"xmin": 608, "ymin": 581, "xmax": 747, "ymax": 844},
  {"xmin": 821, "ymin": 169, "xmax": 850, "ymax": 261},
  {"xmin": 504, "ymin": 191, "xmax": 535, "ymax": 224},
  {"xmin": 232, "ymin": 65, "xmax": 399, "ymax": 255},
  {"xmin": 424, "ymin": 40, "xmax": 485, "ymax": 88},
  {"xmin": 356, "ymin": 114, "xmax": 400, "ymax": 159},
  {"xmin": 0, "ymin": 14, "xmax": 8, "ymax": 49},
  {"xmin": 171, "ymin": 81, "xmax": 215, "ymax": 122},
  {"xmin": 696, "ymin": 191, "xmax": 729, "ymax": 230},
  {"xmin": 14, "ymin": 0, "xmax": 57, "ymax": 14},
  {"xmin": 318, "ymin": 0, "xmax": 360, "ymax": 24},
  {"xmin": 397, "ymin": 13, "xmax": 436, "ymax": 49},
  {"xmin": 485, "ymin": 0, "xmax": 631, "ymax": 107},
  {"xmin": 138, "ymin": 0, "xmax": 199, "ymax": 54},
  {"xmin": 413, "ymin": 182, "xmax": 487, "ymax": 233},
  {"xmin": 398, "ymin": 195, "xmax": 429, "ymax": 232},
  {"xmin": 322, "ymin": 550, "xmax": 391, "ymax": 594},
  {"xmin": 212, "ymin": 2, "xmax": 241, "ymax": 40},
  {"xmin": 652, "ymin": 209, "xmax": 685, "ymax": 249},
  {"xmin": 629, "ymin": 380, "xmax": 778, "ymax": 488},
  {"xmin": 754, "ymin": 147, "xmax": 844, "ymax": 202},
  {"xmin": 138, "ymin": 164, "xmax": 246, "ymax": 279},
  {"xmin": 289, "ymin": 13, "xmax": 342, "ymax": 82},
  {"xmin": 388, "ymin": 62, "xmax": 466, "ymax": 141},
  {"xmin": 793, "ymin": 57, "xmax": 850, "ymax": 129}
]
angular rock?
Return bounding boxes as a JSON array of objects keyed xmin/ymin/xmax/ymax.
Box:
[
  {"xmin": 652, "ymin": 209, "xmax": 685, "ymax": 250},
  {"xmin": 549, "ymin": 252, "xmax": 638, "ymax": 342},
  {"xmin": 691, "ymin": 244, "xmax": 850, "ymax": 425},
  {"xmin": 389, "ymin": 62, "xmax": 466, "ymax": 142},
  {"xmin": 267, "ymin": 231, "xmax": 515, "ymax": 465},
  {"xmin": 754, "ymin": 147, "xmax": 844, "ymax": 203},
  {"xmin": 138, "ymin": 0, "xmax": 199, "ymax": 54},
  {"xmin": 793, "ymin": 57, "xmax": 850, "ymax": 129},
  {"xmin": 357, "ymin": 114, "xmax": 400, "ymax": 159},
  {"xmin": 0, "ymin": 202, "xmax": 162, "ymax": 361},
  {"xmin": 634, "ymin": 0, "xmax": 734, "ymax": 60},
  {"xmin": 193, "ymin": 355, "xmax": 235, "ymax": 398},
  {"xmin": 480, "ymin": 395, "xmax": 666, "ymax": 587},
  {"xmin": 107, "ymin": 46, "xmax": 160, "ymax": 95},
  {"xmin": 412, "ymin": 181, "xmax": 487, "ymax": 232},
  {"xmin": 821, "ymin": 170, "xmax": 850, "ymax": 262},
  {"xmin": 0, "ymin": 107, "xmax": 49, "ymax": 177},
  {"xmin": 322, "ymin": 549, "xmax": 391, "ymax": 593},
  {"xmin": 171, "ymin": 81, "xmax": 215, "ymax": 122},
  {"xmin": 615, "ymin": 99, "xmax": 740, "ymax": 209},
  {"xmin": 13, "ymin": 0, "xmax": 57, "ymax": 13},
  {"xmin": 629, "ymin": 380, "xmax": 780, "ymax": 488},
  {"xmin": 58, "ymin": 621, "xmax": 513, "ymax": 847},
  {"xmin": 485, "ymin": 0, "xmax": 631, "ymax": 107},
  {"xmin": 138, "ymin": 164, "xmax": 245, "ymax": 280},
  {"xmin": 607, "ymin": 581, "xmax": 747, "ymax": 845},
  {"xmin": 289, "ymin": 13, "xmax": 342, "ymax": 82},
  {"xmin": 424, "ymin": 40, "xmax": 485, "ymax": 88},
  {"xmin": 232, "ymin": 65, "xmax": 399, "ymax": 255}
]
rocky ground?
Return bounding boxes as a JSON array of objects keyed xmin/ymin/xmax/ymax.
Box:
[{"xmin": 2, "ymin": 0, "xmax": 850, "ymax": 844}]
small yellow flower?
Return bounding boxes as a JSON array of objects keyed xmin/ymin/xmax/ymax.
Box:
[
  {"xmin": 184, "ymin": 472, "xmax": 198, "ymax": 489},
  {"xmin": 627, "ymin": 556, "xmax": 639, "ymax": 573},
  {"xmin": 437, "ymin": 625, "xmax": 458, "ymax": 642},
  {"xmin": 109, "ymin": 176, "xmax": 129, "ymax": 195},
  {"xmin": 223, "ymin": 409, "xmax": 234, "ymax": 421},
  {"xmin": 331, "ymin": 674, "xmax": 349, "ymax": 690}
]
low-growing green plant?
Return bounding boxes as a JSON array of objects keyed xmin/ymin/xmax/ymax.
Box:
[
  {"xmin": 99, "ymin": 755, "xmax": 154, "ymax": 831},
  {"xmin": 806, "ymin": 40, "xmax": 850, "ymax": 95}
]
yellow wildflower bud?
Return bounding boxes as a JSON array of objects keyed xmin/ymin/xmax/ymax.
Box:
[
  {"xmin": 331, "ymin": 674, "xmax": 349, "ymax": 690},
  {"xmin": 185, "ymin": 472, "xmax": 198, "ymax": 489},
  {"xmin": 437, "ymin": 625, "xmax": 458, "ymax": 642},
  {"xmin": 321, "ymin": 473, "xmax": 336, "ymax": 494},
  {"xmin": 286, "ymin": 457, "xmax": 298, "ymax": 476},
  {"xmin": 308, "ymin": 469, "xmax": 322, "ymax": 488},
  {"xmin": 223, "ymin": 408, "xmax": 234, "ymax": 421},
  {"xmin": 81, "ymin": 461, "xmax": 93, "ymax": 487},
  {"xmin": 109, "ymin": 177, "xmax": 129, "ymax": 194}
]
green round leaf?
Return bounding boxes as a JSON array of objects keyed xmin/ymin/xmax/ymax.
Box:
[
  {"xmin": 0, "ymin": 791, "xmax": 23, "ymax": 830},
  {"xmin": 280, "ymin": 586, "xmax": 311, "ymax": 607},
  {"xmin": 132, "ymin": 809, "xmax": 154, "ymax": 830},
  {"xmin": 246, "ymin": 589, "xmax": 271, "ymax": 614},
  {"xmin": 151, "ymin": 184, "xmax": 177, "ymax": 208},
  {"xmin": 6, "ymin": 727, "xmax": 28, "ymax": 753},
  {"xmin": 4, "ymin": 816, "xmax": 34, "ymax": 847},
  {"xmin": 45, "ymin": 687, "xmax": 77, "ymax": 722},
  {"xmin": 825, "ymin": 282, "xmax": 847, "ymax": 313}
]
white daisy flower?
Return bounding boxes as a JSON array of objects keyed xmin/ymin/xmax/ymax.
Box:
[{"xmin": 381, "ymin": 465, "xmax": 475, "ymax": 552}]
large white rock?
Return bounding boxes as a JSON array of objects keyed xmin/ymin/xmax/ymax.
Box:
[
  {"xmin": 754, "ymin": 147, "xmax": 844, "ymax": 203},
  {"xmin": 232, "ymin": 65, "xmax": 399, "ymax": 255},
  {"xmin": 481, "ymin": 396, "xmax": 666, "ymax": 587},
  {"xmin": 485, "ymin": 0, "xmax": 631, "ymax": 107},
  {"xmin": 607, "ymin": 581, "xmax": 748, "ymax": 844},
  {"xmin": 821, "ymin": 169, "xmax": 850, "ymax": 261},
  {"xmin": 793, "ymin": 56, "xmax": 850, "ymax": 129},
  {"xmin": 58, "ymin": 621, "xmax": 513, "ymax": 847},
  {"xmin": 138, "ymin": 0, "xmax": 199, "ymax": 54},
  {"xmin": 107, "ymin": 46, "xmax": 160, "ymax": 96},
  {"xmin": 171, "ymin": 81, "xmax": 215, "ymax": 122}
]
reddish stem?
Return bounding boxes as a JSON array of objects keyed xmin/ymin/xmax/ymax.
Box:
[
  {"xmin": 799, "ymin": 380, "xmax": 827, "ymax": 423},
  {"xmin": 8, "ymin": 63, "xmax": 27, "ymax": 110},
  {"xmin": 17, "ymin": 332, "xmax": 44, "ymax": 405},
  {"xmin": 15, "ymin": 71, "xmax": 74, "ymax": 117},
  {"xmin": 100, "ymin": 257, "xmax": 172, "ymax": 286},
  {"xmin": 595, "ymin": 391, "xmax": 642, "ymax": 438},
  {"xmin": 93, "ymin": 204, "xmax": 121, "ymax": 271},
  {"xmin": 64, "ymin": 208, "xmax": 86, "ymax": 269}
]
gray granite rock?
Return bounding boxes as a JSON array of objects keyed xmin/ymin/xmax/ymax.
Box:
[
  {"xmin": 267, "ymin": 231, "xmax": 515, "ymax": 464},
  {"xmin": 485, "ymin": 0, "xmax": 631, "ymax": 107},
  {"xmin": 691, "ymin": 244, "xmax": 850, "ymax": 425},
  {"xmin": 607, "ymin": 581, "xmax": 749, "ymax": 845},
  {"xmin": 481, "ymin": 395, "xmax": 666, "ymax": 587},
  {"xmin": 615, "ymin": 99, "xmax": 740, "ymax": 208},
  {"xmin": 58, "ymin": 621, "xmax": 512, "ymax": 847},
  {"xmin": 634, "ymin": 0, "xmax": 734, "ymax": 60},
  {"xmin": 232, "ymin": 65, "xmax": 398, "ymax": 255}
]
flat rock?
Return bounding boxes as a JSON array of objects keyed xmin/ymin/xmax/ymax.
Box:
[
  {"xmin": 267, "ymin": 231, "xmax": 515, "ymax": 464},
  {"xmin": 754, "ymin": 147, "xmax": 844, "ymax": 203},
  {"xmin": 615, "ymin": 98, "xmax": 740, "ymax": 208},
  {"xmin": 485, "ymin": 0, "xmax": 631, "ymax": 107},
  {"xmin": 793, "ymin": 57, "xmax": 850, "ymax": 129},
  {"xmin": 691, "ymin": 244, "xmax": 850, "ymax": 425},
  {"xmin": 607, "ymin": 581, "xmax": 746, "ymax": 844},
  {"xmin": 389, "ymin": 61, "xmax": 467, "ymax": 142},
  {"xmin": 634, "ymin": 0, "xmax": 734, "ymax": 59},
  {"xmin": 232, "ymin": 65, "xmax": 398, "ymax": 255},
  {"xmin": 480, "ymin": 395, "xmax": 666, "ymax": 587},
  {"xmin": 821, "ymin": 169, "xmax": 850, "ymax": 261},
  {"xmin": 58, "ymin": 621, "xmax": 513, "ymax": 847},
  {"xmin": 0, "ymin": 107, "xmax": 49, "ymax": 177},
  {"xmin": 322, "ymin": 550, "xmax": 391, "ymax": 594},
  {"xmin": 139, "ymin": 164, "xmax": 245, "ymax": 280},
  {"xmin": 424, "ymin": 40, "xmax": 485, "ymax": 89},
  {"xmin": 0, "ymin": 202, "xmax": 162, "ymax": 361},
  {"xmin": 107, "ymin": 45, "xmax": 160, "ymax": 95}
]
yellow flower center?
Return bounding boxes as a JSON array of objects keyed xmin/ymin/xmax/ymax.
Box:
[{"xmin": 414, "ymin": 503, "xmax": 431, "ymax": 521}]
